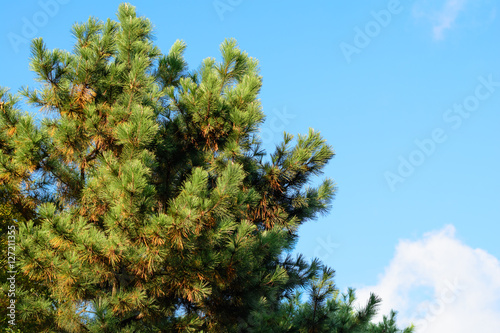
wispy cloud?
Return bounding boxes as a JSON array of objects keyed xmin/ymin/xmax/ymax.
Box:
[
  {"xmin": 355, "ymin": 225, "xmax": 500, "ymax": 332},
  {"xmin": 433, "ymin": 0, "xmax": 468, "ymax": 40},
  {"xmin": 412, "ymin": 0, "xmax": 468, "ymax": 40}
]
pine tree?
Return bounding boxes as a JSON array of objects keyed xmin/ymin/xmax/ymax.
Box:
[
  {"xmin": 0, "ymin": 3, "xmax": 414, "ymax": 332},
  {"xmin": 245, "ymin": 267, "xmax": 413, "ymax": 333}
]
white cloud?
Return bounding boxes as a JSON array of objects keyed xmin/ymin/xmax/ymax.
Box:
[
  {"xmin": 412, "ymin": 0, "xmax": 468, "ymax": 40},
  {"xmin": 433, "ymin": 0, "xmax": 467, "ymax": 40},
  {"xmin": 355, "ymin": 225, "xmax": 500, "ymax": 332}
]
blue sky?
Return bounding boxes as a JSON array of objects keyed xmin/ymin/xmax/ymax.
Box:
[{"xmin": 1, "ymin": 1, "xmax": 499, "ymax": 331}]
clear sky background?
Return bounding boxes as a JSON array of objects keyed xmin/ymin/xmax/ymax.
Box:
[{"xmin": 1, "ymin": 1, "xmax": 499, "ymax": 331}]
